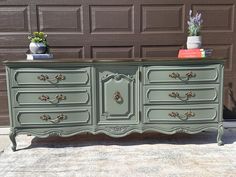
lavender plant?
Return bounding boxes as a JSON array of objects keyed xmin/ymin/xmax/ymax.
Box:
[{"xmin": 187, "ymin": 10, "xmax": 203, "ymax": 36}]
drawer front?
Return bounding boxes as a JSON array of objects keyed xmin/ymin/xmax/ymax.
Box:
[
  {"xmin": 12, "ymin": 67, "xmax": 90, "ymax": 87},
  {"xmin": 14, "ymin": 107, "xmax": 92, "ymax": 126},
  {"xmin": 144, "ymin": 65, "xmax": 219, "ymax": 84},
  {"xmin": 13, "ymin": 87, "xmax": 91, "ymax": 107},
  {"xmin": 144, "ymin": 105, "xmax": 218, "ymax": 123},
  {"xmin": 144, "ymin": 84, "xmax": 219, "ymax": 104}
]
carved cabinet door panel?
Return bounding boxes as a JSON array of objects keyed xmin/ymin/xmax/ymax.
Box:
[{"xmin": 97, "ymin": 66, "xmax": 139, "ymax": 124}]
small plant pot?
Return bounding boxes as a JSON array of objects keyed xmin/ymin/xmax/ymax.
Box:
[
  {"xmin": 187, "ymin": 36, "xmax": 202, "ymax": 49},
  {"xmin": 29, "ymin": 42, "xmax": 47, "ymax": 54}
]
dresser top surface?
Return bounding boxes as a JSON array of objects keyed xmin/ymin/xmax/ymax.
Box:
[{"xmin": 3, "ymin": 57, "xmax": 225, "ymax": 66}]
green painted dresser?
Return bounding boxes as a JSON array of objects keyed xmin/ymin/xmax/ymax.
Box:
[{"xmin": 4, "ymin": 58, "xmax": 224, "ymax": 151}]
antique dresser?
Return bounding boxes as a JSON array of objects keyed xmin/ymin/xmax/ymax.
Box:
[{"xmin": 4, "ymin": 58, "xmax": 224, "ymax": 151}]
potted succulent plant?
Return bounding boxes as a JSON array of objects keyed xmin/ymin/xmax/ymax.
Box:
[
  {"xmin": 187, "ymin": 10, "xmax": 203, "ymax": 49},
  {"xmin": 28, "ymin": 32, "xmax": 48, "ymax": 54}
]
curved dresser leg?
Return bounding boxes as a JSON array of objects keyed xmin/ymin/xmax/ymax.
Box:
[
  {"xmin": 9, "ymin": 129, "xmax": 17, "ymax": 151},
  {"xmin": 217, "ymin": 123, "xmax": 224, "ymax": 146}
]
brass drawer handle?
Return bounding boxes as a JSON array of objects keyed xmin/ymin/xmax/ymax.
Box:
[
  {"xmin": 169, "ymin": 91, "xmax": 195, "ymax": 101},
  {"xmin": 40, "ymin": 113, "xmax": 67, "ymax": 124},
  {"xmin": 169, "ymin": 72, "xmax": 196, "ymax": 81},
  {"xmin": 38, "ymin": 94, "xmax": 66, "ymax": 104},
  {"xmin": 37, "ymin": 74, "xmax": 65, "ymax": 83},
  {"xmin": 168, "ymin": 111, "xmax": 195, "ymax": 121},
  {"xmin": 113, "ymin": 91, "xmax": 123, "ymax": 104}
]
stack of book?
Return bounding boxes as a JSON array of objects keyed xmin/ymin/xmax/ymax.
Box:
[
  {"xmin": 26, "ymin": 53, "xmax": 53, "ymax": 60},
  {"xmin": 178, "ymin": 48, "xmax": 213, "ymax": 59}
]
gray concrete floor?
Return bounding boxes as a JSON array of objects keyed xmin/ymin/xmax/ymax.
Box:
[{"xmin": 0, "ymin": 135, "xmax": 11, "ymax": 153}]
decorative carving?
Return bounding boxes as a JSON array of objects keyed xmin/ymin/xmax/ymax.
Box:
[
  {"xmin": 175, "ymin": 128, "xmax": 187, "ymax": 133},
  {"xmin": 114, "ymin": 73, "xmax": 122, "ymax": 80},
  {"xmin": 106, "ymin": 126, "xmax": 129, "ymax": 133},
  {"xmin": 101, "ymin": 73, "xmax": 134, "ymax": 82}
]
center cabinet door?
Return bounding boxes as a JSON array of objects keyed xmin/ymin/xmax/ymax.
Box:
[{"xmin": 97, "ymin": 66, "xmax": 139, "ymax": 124}]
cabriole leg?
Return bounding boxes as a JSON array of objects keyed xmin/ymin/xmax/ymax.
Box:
[
  {"xmin": 217, "ymin": 123, "xmax": 224, "ymax": 146},
  {"xmin": 9, "ymin": 129, "xmax": 17, "ymax": 151}
]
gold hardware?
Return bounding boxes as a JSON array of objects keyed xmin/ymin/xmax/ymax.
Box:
[
  {"xmin": 54, "ymin": 74, "xmax": 65, "ymax": 81},
  {"xmin": 168, "ymin": 91, "xmax": 195, "ymax": 101},
  {"xmin": 40, "ymin": 114, "xmax": 51, "ymax": 121},
  {"xmin": 37, "ymin": 74, "xmax": 49, "ymax": 81},
  {"xmin": 169, "ymin": 71, "xmax": 196, "ymax": 81},
  {"xmin": 37, "ymin": 74, "xmax": 65, "ymax": 83},
  {"xmin": 168, "ymin": 111, "xmax": 195, "ymax": 121},
  {"xmin": 38, "ymin": 95, "xmax": 49, "ymax": 101},
  {"xmin": 40, "ymin": 113, "xmax": 67, "ymax": 124},
  {"xmin": 38, "ymin": 94, "xmax": 66, "ymax": 103},
  {"xmin": 113, "ymin": 91, "xmax": 123, "ymax": 103},
  {"xmin": 169, "ymin": 72, "xmax": 180, "ymax": 79}
]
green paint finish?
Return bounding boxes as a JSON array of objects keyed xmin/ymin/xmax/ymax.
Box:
[
  {"xmin": 3, "ymin": 59, "xmax": 224, "ymax": 151},
  {"xmin": 13, "ymin": 87, "xmax": 91, "ymax": 107},
  {"xmin": 12, "ymin": 67, "xmax": 91, "ymax": 87},
  {"xmin": 98, "ymin": 66, "xmax": 139, "ymax": 125},
  {"xmin": 144, "ymin": 84, "xmax": 219, "ymax": 104},
  {"xmin": 144, "ymin": 65, "xmax": 220, "ymax": 84},
  {"xmin": 14, "ymin": 107, "xmax": 92, "ymax": 127},
  {"xmin": 144, "ymin": 105, "xmax": 218, "ymax": 123}
]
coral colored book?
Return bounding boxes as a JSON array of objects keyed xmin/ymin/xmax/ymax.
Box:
[{"xmin": 178, "ymin": 49, "xmax": 206, "ymax": 58}]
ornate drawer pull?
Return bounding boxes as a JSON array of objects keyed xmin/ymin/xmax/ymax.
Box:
[
  {"xmin": 169, "ymin": 72, "xmax": 196, "ymax": 81},
  {"xmin": 37, "ymin": 74, "xmax": 65, "ymax": 83},
  {"xmin": 40, "ymin": 113, "xmax": 67, "ymax": 124},
  {"xmin": 113, "ymin": 91, "xmax": 123, "ymax": 104},
  {"xmin": 168, "ymin": 111, "xmax": 195, "ymax": 121},
  {"xmin": 38, "ymin": 94, "xmax": 66, "ymax": 103},
  {"xmin": 169, "ymin": 91, "xmax": 195, "ymax": 101}
]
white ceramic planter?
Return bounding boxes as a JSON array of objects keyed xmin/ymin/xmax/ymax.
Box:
[
  {"xmin": 29, "ymin": 42, "xmax": 46, "ymax": 54},
  {"xmin": 186, "ymin": 36, "xmax": 202, "ymax": 49}
]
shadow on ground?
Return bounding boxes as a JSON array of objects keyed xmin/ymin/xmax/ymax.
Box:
[{"xmin": 19, "ymin": 128, "xmax": 236, "ymax": 151}]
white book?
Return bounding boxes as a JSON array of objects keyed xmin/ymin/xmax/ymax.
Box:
[{"xmin": 26, "ymin": 54, "xmax": 53, "ymax": 60}]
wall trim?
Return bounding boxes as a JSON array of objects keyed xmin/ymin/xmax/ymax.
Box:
[
  {"xmin": 0, "ymin": 127, "xmax": 10, "ymax": 135},
  {"xmin": 224, "ymin": 121, "xmax": 236, "ymax": 128}
]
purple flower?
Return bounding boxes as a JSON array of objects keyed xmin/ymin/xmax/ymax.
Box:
[{"xmin": 187, "ymin": 10, "xmax": 203, "ymax": 36}]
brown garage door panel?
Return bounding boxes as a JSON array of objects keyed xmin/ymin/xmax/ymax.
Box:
[
  {"xmin": 141, "ymin": 5, "xmax": 184, "ymax": 33},
  {"xmin": 92, "ymin": 46, "xmax": 134, "ymax": 58},
  {"xmin": 0, "ymin": 0, "xmax": 236, "ymax": 125},
  {"xmin": 193, "ymin": 4, "xmax": 234, "ymax": 32},
  {"xmin": 37, "ymin": 6, "xmax": 83, "ymax": 32},
  {"xmin": 0, "ymin": 76, "xmax": 9, "ymax": 126},
  {"xmin": 50, "ymin": 47, "xmax": 84, "ymax": 59},
  {"xmin": 0, "ymin": 6, "xmax": 29, "ymax": 32},
  {"xmin": 141, "ymin": 46, "xmax": 183, "ymax": 58}
]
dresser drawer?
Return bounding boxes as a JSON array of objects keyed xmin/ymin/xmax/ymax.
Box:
[
  {"xmin": 144, "ymin": 65, "xmax": 219, "ymax": 84},
  {"xmin": 144, "ymin": 84, "xmax": 219, "ymax": 104},
  {"xmin": 13, "ymin": 87, "xmax": 91, "ymax": 107},
  {"xmin": 14, "ymin": 107, "xmax": 92, "ymax": 127},
  {"xmin": 12, "ymin": 67, "xmax": 90, "ymax": 87},
  {"xmin": 144, "ymin": 105, "xmax": 218, "ymax": 123}
]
